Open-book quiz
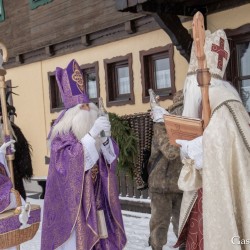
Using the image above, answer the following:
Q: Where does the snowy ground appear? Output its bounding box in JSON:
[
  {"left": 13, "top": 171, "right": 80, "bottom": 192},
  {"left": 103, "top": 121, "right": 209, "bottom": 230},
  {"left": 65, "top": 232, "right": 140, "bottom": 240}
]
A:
[{"left": 20, "top": 197, "right": 177, "bottom": 250}]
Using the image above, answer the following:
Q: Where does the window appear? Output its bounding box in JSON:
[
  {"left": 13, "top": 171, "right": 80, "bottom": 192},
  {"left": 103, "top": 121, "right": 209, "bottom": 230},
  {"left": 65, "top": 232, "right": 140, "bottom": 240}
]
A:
[
  {"left": 140, "top": 44, "right": 175, "bottom": 103},
  {"left": 104, "top": 54, "right": 134, "bottom": 107},
  {"left": 48, "top": 72, "right": 64, "bottom": 113},
  {"left": 80, "top": 62, "right": 100, "bottom": 105},
  {"left": 48, "top": 62, "right": 100, "bottom": 112},
  {"left": 226, "top": 25, "right": 250, "bottom": 113},
  {"left": 0, "top": 0, "right": 5, "bottom": 22},
  {"left": 29, "top": 0, "right": 53, "bottom": 10}
]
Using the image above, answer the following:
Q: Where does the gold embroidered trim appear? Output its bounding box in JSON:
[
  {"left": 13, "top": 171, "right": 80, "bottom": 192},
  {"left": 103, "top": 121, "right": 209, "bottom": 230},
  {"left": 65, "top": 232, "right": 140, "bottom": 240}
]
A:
[
  {"left": 0, "top": 166, "right": 5, "bottom": 175},
  {"left": 178, "top": 191, "right": 198, "bottom": 237},
  {"left": 91, "top": 165, "right": 99, "bottom": 183},
  {"left": 212, "top": 99, "right": 250, "bottom": 153}
]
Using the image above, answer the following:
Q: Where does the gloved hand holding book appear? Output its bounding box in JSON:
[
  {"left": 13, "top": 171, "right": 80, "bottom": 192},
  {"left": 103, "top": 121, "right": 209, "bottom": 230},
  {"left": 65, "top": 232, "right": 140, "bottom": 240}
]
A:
[{"left": 176, "top": 136, "right": 203, "bottom": 169}]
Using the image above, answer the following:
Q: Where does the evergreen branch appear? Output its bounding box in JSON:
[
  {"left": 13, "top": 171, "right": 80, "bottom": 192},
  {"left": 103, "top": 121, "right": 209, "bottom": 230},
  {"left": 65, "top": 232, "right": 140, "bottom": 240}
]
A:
[{"left": 109, "top": 112, "right": 138, "bottom": 177}]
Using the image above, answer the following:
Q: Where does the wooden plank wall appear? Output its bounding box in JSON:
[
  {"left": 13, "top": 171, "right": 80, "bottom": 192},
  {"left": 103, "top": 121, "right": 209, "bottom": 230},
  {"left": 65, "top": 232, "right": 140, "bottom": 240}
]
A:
[{"left": 1, "top": 0, "right": 142, "bottom": 57}]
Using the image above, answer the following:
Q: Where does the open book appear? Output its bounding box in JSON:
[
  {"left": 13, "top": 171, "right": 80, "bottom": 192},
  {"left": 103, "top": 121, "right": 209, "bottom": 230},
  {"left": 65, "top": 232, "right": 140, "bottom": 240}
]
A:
[{"left": 164, "top": 114, "right": 204, "bottom": 146}]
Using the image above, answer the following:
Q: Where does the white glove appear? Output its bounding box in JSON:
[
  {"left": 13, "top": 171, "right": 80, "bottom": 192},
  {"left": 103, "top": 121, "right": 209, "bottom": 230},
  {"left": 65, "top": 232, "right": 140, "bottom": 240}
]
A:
[
  {"left": 100, "top": 118, "right": 111, "bottom": 143},
  {"left": 151, "top": 106, "right": 169, "bottom": 122},
  {"left": 89, "top": 116, "right": 111, "bottom": 138},
  {"left": 101, "top": 136, "right": 109, "bottom": 144},
  {"left": 0, "top": 140, "right": 16, "bottom": 155},
  {"left": 176, "top": 136, "right": 203, "bottom": 169}
]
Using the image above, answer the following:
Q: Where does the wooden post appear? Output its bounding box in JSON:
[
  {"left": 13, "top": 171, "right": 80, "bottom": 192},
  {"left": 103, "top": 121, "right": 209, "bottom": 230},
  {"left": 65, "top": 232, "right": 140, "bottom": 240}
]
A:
[
  {"left": 0, "top": 71, "right": 15, "bottom": 187},
  {"left": 192, "top": 12, "right": 211, "bottom": 129},
  {"left": 0, "top": 41, "right": 19, "bottom": 250}
]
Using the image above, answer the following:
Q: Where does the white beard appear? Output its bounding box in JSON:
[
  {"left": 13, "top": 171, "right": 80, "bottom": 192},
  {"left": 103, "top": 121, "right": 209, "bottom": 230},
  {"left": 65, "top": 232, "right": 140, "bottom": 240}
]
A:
[
  {"left": 182, "top": 75, "right": 241, "bottom": 119},
  {"left": 49, "top": 103, "right": 102, "bottom": 150},
  {"left": 71, "top": 103, "right": 98, "bottom": 140},
  {"left": 182, "top": 75, "right": 202, "bottom": 118}
]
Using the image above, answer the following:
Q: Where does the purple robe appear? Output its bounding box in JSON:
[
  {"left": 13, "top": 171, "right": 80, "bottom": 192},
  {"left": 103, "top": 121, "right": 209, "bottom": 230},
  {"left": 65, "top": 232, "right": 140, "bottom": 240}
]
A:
[
  {"left": 41, "top": 132, "right": 127, "bottom": 250},
  {"left": 0, "top": 163, "right": 12, "bottom": 213}
]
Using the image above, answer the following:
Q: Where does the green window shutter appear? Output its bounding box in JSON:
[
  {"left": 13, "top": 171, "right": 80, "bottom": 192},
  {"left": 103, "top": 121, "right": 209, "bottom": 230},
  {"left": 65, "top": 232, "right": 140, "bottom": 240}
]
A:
[
  {"left": 0, "top": 0, "right": 5, "bottom": 22},
  {"left": 29, "top": 0, "right": 53, "bottom": 10}
]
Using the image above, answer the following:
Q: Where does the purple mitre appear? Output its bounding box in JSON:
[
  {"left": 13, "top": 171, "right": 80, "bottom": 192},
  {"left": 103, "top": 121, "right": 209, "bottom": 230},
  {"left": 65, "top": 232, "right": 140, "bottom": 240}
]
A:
[{"left": 56, "top": 59, "right": 90, "bottom": 109}]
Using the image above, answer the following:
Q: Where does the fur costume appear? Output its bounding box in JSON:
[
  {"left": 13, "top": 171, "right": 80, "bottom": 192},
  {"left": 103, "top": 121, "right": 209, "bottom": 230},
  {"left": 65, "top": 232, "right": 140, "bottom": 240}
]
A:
[{"left": 148, "top": 90, "right": 184, "bottom": 250}]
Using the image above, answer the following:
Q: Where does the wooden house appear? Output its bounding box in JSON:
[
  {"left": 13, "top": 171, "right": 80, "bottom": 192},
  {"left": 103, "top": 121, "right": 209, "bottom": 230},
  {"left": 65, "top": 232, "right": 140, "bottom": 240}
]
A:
[{"left": 0, "top": 1, "right": 249, "bottom": 207}]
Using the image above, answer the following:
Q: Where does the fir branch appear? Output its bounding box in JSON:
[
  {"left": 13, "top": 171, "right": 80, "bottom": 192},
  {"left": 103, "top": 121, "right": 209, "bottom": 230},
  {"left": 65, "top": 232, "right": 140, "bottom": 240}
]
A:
[{"left": 109, "top": 112, "right": 138, "bottom": 177}]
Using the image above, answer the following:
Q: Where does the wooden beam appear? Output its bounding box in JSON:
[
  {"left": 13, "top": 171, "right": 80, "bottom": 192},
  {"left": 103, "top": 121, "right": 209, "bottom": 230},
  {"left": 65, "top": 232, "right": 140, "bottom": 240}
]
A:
[
  {"left": 135, "top": 1, "right": 210, "bottom": 18},
  {"left": 125, "top": 20, "right": 136, "bottom": 34},
  {"left": 133, "top": 2, "right": 192, "bottom": 61},
  {"left": 45, "top": 46, "right": 54, "bottom": 57},
  {"left": 116, "top": 0, "right": 250, "bottom": 16},
  {"left": 81, "top": 35, "right": 91, "bottom": 47},
  {"left": 15, "top": 55, "right": 23, "bottom": 64},
  {"left": 205, "top": 0, "right": 250, "bottom": 15},
  {"left": 152, "top": 12, "right": 192, "bottom": 61}
]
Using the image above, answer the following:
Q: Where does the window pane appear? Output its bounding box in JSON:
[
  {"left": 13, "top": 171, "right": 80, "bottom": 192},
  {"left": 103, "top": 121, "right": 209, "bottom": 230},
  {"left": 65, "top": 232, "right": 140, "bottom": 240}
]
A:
[
  {"left": 240, "top": 79, "right": 250, "bottom": 112},
  {"left": 87, "top": 72, "right": 97, "bottom": 98},
  {"left": 0, "top": 0, "right": 5, "bottom": 22},
  {"left": 29, "top": 0, "right": 53, "bottom": 10},
  {"left": 117, "top": 66, "right": 130, "bottom": 94},
  {"left": 50, "top": 74, "right": 64, "bottom": 110},
  {"left": 237, "top": 42, "right": 250, "bottom": 77},
  {"left": 154, "top": 58, "right": 170, "bottom": 89},
  {"left": 56, "top": 86, "right": 64, "bottom": 107}
]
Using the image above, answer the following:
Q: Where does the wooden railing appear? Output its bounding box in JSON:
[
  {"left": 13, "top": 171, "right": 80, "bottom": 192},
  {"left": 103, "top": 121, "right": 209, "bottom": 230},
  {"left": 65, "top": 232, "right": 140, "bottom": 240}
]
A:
[
  {"left": 118, "top": 172, "right": 149, "bottom": 199},
  {"left": 117, "top": 172, "right": 151, "bottom": 213}
]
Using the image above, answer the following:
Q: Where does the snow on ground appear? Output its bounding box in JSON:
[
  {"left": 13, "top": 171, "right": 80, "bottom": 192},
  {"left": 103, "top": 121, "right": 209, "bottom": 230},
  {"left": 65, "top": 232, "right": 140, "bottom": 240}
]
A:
[{"left": 20, "top": 197, "right": 176, "bottom": 250}]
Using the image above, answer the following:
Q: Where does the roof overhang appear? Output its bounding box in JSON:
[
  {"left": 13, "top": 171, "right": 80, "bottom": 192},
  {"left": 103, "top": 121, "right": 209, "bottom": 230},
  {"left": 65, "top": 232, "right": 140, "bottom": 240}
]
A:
[
  {"left": 115, "top": 0, "right": 250, "bottom": 61},
  {"left": 116, "top": 0, "right": 250, "bottom": 16}
]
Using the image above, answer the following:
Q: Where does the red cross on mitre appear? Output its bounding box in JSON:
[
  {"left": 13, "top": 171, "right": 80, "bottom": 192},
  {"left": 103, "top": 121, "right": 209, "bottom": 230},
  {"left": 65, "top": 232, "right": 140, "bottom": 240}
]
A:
[{"left": 211, "top": 37, "right": 228, "bottom": 71}]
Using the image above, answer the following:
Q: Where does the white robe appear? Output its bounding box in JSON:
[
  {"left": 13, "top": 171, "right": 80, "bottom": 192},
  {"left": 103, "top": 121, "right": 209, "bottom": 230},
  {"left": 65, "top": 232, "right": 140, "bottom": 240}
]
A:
[{"left": 178, "top": 86, "right": 250, "bottom": 250}]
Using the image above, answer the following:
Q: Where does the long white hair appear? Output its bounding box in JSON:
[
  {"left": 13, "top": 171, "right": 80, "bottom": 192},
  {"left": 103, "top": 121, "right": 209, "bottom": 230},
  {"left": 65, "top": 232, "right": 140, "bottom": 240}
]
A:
[
  {"left": 182, "top": 74, "right": 202, "bottom": 118},
  {"left": 48, "top": 103, "right": 99, "bottom": 146},
  {"left": 182, "top": 74, "right": 241, "bottom": 119}
]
